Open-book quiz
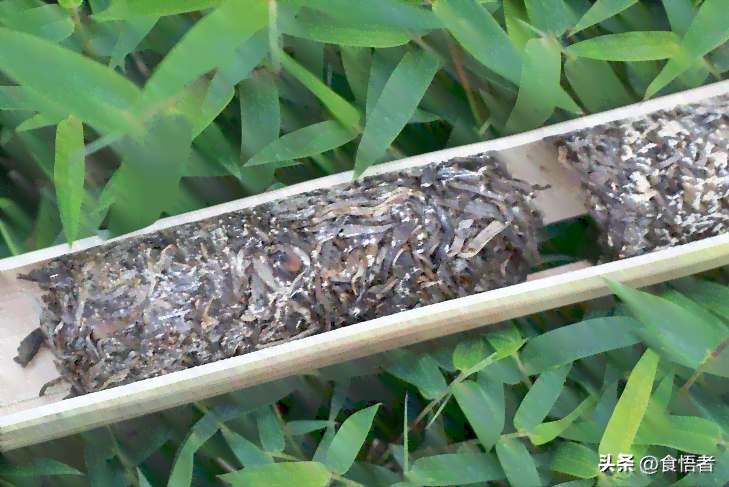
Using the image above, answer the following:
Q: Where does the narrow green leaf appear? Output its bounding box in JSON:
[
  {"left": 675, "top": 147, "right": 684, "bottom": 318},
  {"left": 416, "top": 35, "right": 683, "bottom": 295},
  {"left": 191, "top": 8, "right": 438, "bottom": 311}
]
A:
[
  {"left": 54, "top": 115, "right": 85, "bottom": 245},
  {"left": 408, "top": 452, "right": 505, "bottom": 485},
  {"left": 218, "top": 461, "right": 332, "bottom": 487},
  {"left": 570, "top": 0, "right": 638, "bottom": 35},
  {"left": 325, "top": 404, "right": 380, "bottom": 475},
  {"left": 634, "top": 416, "right": 722, "bottom": 453},
  {"left": 285, "top": 16, "right": 411, "bottom": 48},
  {"left": 520, "top": 317, "right": 641, "bottom": 375},
  {"left": 646, "top": 0, "right": 729, "bottom": 98},
  {"left": 137, "top": 467, "right": 153, "bottom": 487},
  {"left": 503, "top": 37, "right": 561, "bottom": 135},
  {"left": 495, "top": 437, "right": 541, "bottom": 487},
  {"left": 110, "top": 16, "right": 158, "bottom": 69},
  {"left": 0, "top": 4, "right": 75, "bottom": 43},
  {"left": 567, "top": 32, "right": 681, "bottom": 61},
  {"left": 530, "top": 394, "right": 598, "bottom": 445},
  {"left": 672, "top": 445, "right": 729, "bottom": 486},
  {"left": 355, "top": 48, "right": 443, "bottom": 177},
  {"left": 524, "top": 0, "right": 568, "bottom": 35},
  {"left": 340, "top": 46, "right": 373, "bottom": 108},
  {"left": 0, "top": 26, "right": 141, "bottom": 134},
  {"left": 453, "top": 339, "right": 487, "bottom": 372},
  {"left": 286, "top": 420, "right": 331, "bottom": 436},
  {"left": 551, "top": 442, "right": 599, "bottom": 479},
  {"left": 130, "top": 427, "right": 171, "bottom": 466},
  {"left": 0, "top": 457, "right": 83, "bottom": 478},
  {"left": 17, "top": 112, "right": 65, "bottom": 132},
  {"left": 0, "top": 85, "right": 36, "bottom": 110},
  {"left": 661, "top": 0, "right": 695, "bottom": 37},
  {"left": 453, "top": 379, "right": 504, "bottom": 451},
  {"left": 681, "top": 279, "right": 729, "bottom": 322},
  {"left": 306, "top": 0, "right": 444, "bottom": 31},
  {"left": 257, "top": 406, "right": 285, "bottom": 454},
  {"left": 433, "top": 0, "right": 522, "bottom": 85},
  {"left": 93, "top": 0, "right": 224, "bottom": 20},
  {"left": 599, "top": 348, "right": 660, "bottom": 462},
  {"left": 564, "top": 57, "right": 636, "bottom": 113},
  {"left": 247, "top": 120, "right": 357, "bottom": 167},
  {"left": 279, "top": 47, "right": 361, "bottom": 131},
  {"left": 514, "top": 364, "right": 572, "bottom": 432},
  {"left": 605, "top": 279, "right": 725, "bottom": 370},
  {"left": 221, "top": 428, "right": 273, "bottom": 468},
  {"left": 386, "top": 353, "right": 448, "bottom": 400},
  {"left": 135, "top": 0, "right": 268, "bottom": 112}
]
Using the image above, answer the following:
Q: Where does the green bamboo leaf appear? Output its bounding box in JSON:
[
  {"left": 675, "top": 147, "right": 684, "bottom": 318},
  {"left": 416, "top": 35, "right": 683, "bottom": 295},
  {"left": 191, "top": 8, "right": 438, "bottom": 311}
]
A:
[
  {"left": 407, "top": 452, "right": 505, "bottom": 485},
  {"left": 54, "top": 115, "right": 85, "bottom": 245},
  {"left": 564, "top": 57, "right": 636, "bottom": 113},
  {"left": 503, "top": 0, "right": 536, "bottom": 53},
  {"left": 0, "top": 3, "right": 75, "bottom": 43},
  {"left": 672, "top": 445, "right": 729, "bottom": 486},
  {"left": 340, "top": 46, "right": 373, "bottom": 108},
  {"left": 520, "top": 317, "right": 641, "bottom": 375},
  {"left": 453, "top": 338, "right": 487, "bottom": 372},
  {"left": 284, "top": 16, "right": 411, "bottom": 48},
  {"left": 634, "top": 416, "right": 722, "bottom": 453},
  {"left": 344, "top": 462, "right": 404, "bottom": 487},
  {"left": 605, "top": 279, "right": 725, "bottom": 370},
  {"left": 257, "top": 406, "right": 285, "bottom": 454},
  {"left": 279, "top": 47, "right": 360, "bottom": 130},
  {"left": 681, "top": 280, "right": 729, "bottom": 322},
  {"left": 0, "top": 457, "right": 83, "bottom": 478},
  {"left": 599, "top": 348, "right": 660, "bottom": 462},
  {"left": 570, "top": 0, "right": 638, "bottom": 35},
  {"left": 246, "top": 120, "right": 356, "bottom": 167},
  {"left": 0, "top": 85, "right": 36, "bottom": 110},
  {"left": 514, "top": 364, "right": 572, "bottom": 432},
  {"left": 495, "top": 437, "right": 541, "bottom": 487},
  {"left": 0, "top": 27, "right": 141, "bottom": 134},
  {"left": 324, "top": 404, "right": 380, "bottom": 475},
  {"left": 524, "top": 0, "right": 568, "bottom": 35},
  {"left": 93, "top": 0, "right": 224, "bottom": 20},
  {"left": 433, "top": 0, "right": 522, "bottom": 85},
  {"left": 305, "top": 0, "right": 444, "bottom": 31},
  {"left": 354, "top": 48, "right": 443, "bottom": 177},
  {"left": 109, "top": 16, "right": 158, "bottom": 69},
  {"left": 130, "top": 427, "right": 171, "bottom": 466},
  {"left": 662, "top": 0, "right": 695, "bottom": 37},
  {"left": 135, "top": 0, "right": 268, "bottom": 112},
  {"left": 453, "top": 379, "right": 504, "bottom": 451},
  {"left": 551, "top": 442, "right": 599, "bottom": 479},
  {"left": 218, "top": 461, "right": 332, "bottom": 487},
  {"left": 503, "top": 37, "right": 561, "bottom": 135},
  {"left": 0, "top": 198, "right": 32, "bottom": 234},
  {"left": 387, "top": 353, "right": 448, "bottom": 400},
  {"left": 220, "top": 428, "right": 273, "bottom": 468},
  {"left": 286, "top": 420, "right": 331, "bottom": 436},
  {"left": 530, "top": 394, "right": 598, "bottom": 445},
  {"left": 59, "top": 0, "right": 83, "bottom": 8},
  {"left": 17, "top": 112, "right": 65, "bottom": 132},
  {"left": 566, "top": 31, "right": 681, "bottom": 61},
  {"left": 646, "top": 0, "right": 729, "bottom": 99}
]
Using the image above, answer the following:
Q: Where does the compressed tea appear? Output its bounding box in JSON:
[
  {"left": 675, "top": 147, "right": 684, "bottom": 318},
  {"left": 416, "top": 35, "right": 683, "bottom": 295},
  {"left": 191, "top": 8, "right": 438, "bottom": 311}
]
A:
[
  {"left": 17, "top": 155, "right": 546, "bottom": 397},
  {"left": 556, "top": 95, "right": 729, "bottom": 261}
]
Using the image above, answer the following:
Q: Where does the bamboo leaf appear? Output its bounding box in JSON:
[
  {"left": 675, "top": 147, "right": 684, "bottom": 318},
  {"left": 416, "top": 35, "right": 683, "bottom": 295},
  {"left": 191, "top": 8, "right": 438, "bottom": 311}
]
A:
[
  {"left": 109, "top": 16, "right": 159, "bottom": 69},
  {"left": 306, "top": 0, "right": 444, "bottom": 31},
  {"left": 495, "top": 437, "right": 541, "bottom": 487},
  {"left": 503, "top": 37, "right": 562, "bottom": 134},
  {"left": 286, "top": 420, "right": 331, "bottom": 436},
  {"left": 524, "top": 0, "right": 568, "bottom": 35},
  {"left": 246, "top": 120, "right": 356, "bottom": 167},
  {"left": 599, "top": 348, "right": 660, "bottom": 462},
  {"left": 646, "top": 0, "right": 729, "bottom": 98},
  {"left": 453, "top": 339, "right": 487, "bottom": 372},
  {"left": 0, "top": 3, "right": 75, "bottom": 43},
  {"left": 530, "top": 394, "right": 598, "bottom": 445},
  {"left": 284, "top": 16, "right": 412, "bottom": 48},
  {"left": 567, "top": 31, "right": 681, "bottom": 61},
  {"left": 324, "top": 404, "right": 380, "bottom": 475},
  {"left": 355, "top": 48, "right": 443, "bottom": 177},
  {"left": 514, "top": 364, "right": 572, "bottom": 432},
  {"left": 218, "top": 462, "right": 332, "bottom": 487},
  {"left": 520, "top": 317, "right": 641, "bottom": 375},
  {"left": 54, "top": 115, "right": 85, "bottom": 245},
  {"left": 93, "top": 0, "right": 224, "bottom": 21},
  {"left": 0, "top": 26, "right": 141, "bottom": 134},
  {"left": 433, "top": 0, "right": 522, "bottom": 85},
  {"left": 452, "top": 379, "right": 504, "bottom": 451},
  {"left": 634, "top": 416, "right": 722, "bottom": 453},
  {"left": 661, "top": 0, "right": 695, "bottom": 37},
  {"left": 408, "top": 452, "right": 505, "bottom": 485},
  {"left": 0, "top": 457, "right": 83, "bottom": 478},
  {"left": 135, "top": 0, "right": 268, "bottom": 112},
  {"left": 221, "top": 428, "right": 273, "bottom": 468},
  {"left": 564, "top": 57, "right": 636, "bottom": 113},
  {"left": 386, "top": 353, "right": 448, "bottom": 400},
  {"left": 551, "top": 442, "right": 599, "bottom": 479},
  {"left": 257, "top": 406, "right": 285, "bottom": 454},
  {"left": 570, "top": 0, "right": 638, "bottom": 35}
]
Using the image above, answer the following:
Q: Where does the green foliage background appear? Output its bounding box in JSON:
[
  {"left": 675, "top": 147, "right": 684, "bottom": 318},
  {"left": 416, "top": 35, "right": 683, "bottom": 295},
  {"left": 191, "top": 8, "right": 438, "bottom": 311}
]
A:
[
  {"left": 3, "top": 272, "right": 729, "bottom": 486},
  {"left": 1, "top": 0, "right": 729, "bottom": 256}
]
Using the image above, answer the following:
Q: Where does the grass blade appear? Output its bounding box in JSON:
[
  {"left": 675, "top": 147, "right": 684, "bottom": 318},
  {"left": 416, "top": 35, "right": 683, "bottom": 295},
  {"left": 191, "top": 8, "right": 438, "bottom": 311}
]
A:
[
  {"left": 354, "top": 48, "right": 443, "bottom": 177},
  {"left": 452, "top": 379, "right": 504, "bottom": 451},
  {"left": 598, "top": 348, "right": 660, "bottom": 463},
  {"left": 53, "top": 115, "right": 85, "bottom": 245},
  {"left": 569, "top": 0, "right": 638, "bottom": 35},
  {"left": 218, "top": 462, "right": 332, "bottom": 487},
  {"left": 93, "top": 0, "right": 224, "bottom": 21},
  {"left": 109, "top": 16, "right": 159, "bottom": 69},
  {"left": 550, "top": 442, "right": 599, "bottom": 479},
  {"left": 495, "top": 437, "right": 541, "bottom": 487},
  {"left": 514, "top": 364, "right": 572, "bottom": 432},
  {"left": 566, "top": 31, "right": 681, "bottom": 61}
]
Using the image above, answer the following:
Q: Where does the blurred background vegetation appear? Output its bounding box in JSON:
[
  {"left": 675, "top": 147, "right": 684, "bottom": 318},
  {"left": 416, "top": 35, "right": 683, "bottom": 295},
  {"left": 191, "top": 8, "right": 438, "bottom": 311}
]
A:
[{"left": 1, "top": 0, "right": 729, "bottom": 257}]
